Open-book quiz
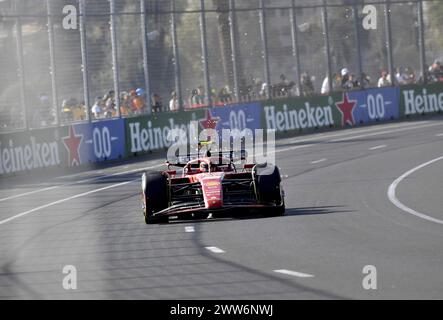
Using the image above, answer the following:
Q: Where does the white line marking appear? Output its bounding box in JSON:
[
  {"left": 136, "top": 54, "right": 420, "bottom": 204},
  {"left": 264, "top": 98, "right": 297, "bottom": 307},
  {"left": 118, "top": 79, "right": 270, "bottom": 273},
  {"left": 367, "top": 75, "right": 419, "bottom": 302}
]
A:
[
  {"left": 205, "top": 246, "right": 225, "bottom": 253},
  {"left": 330, "top": 122, "right": 443, "bottom": 143},
  {"left": 185, "top": 226, "right": 195, "bottom": 233},
  {"left": 274, "top": 122, "right": 443, "bottom": 156},
  {"left": 2, "top": 119, "right": 441, "bottom": 223},
  {"left": 0, "top": 163, "right": 163, "bottom": 203},
  {"left": 274, "top": 269, "right": 314, "bottom": 278},
  {"left": 436, "top": 133, "right": 443, "bottom": 137},
  {"left": 387, "top": 156, "right": 443, "bottom": 225},
  {"left": 369, "top": 145, "right": 386, "bottom": 150},
  {"left": 56, "top": 171, "right": 90, "bottom": 179},
  {"left": 0, "top": 180, "right": 136, "bottom": 225},
  {"left": 2, "top": 120, "right": 436, "bottom": 204},
  {"left": 310, "top": 158, "right": 327, "bottom": 164},
  {"left": 0, "top": 186, "right": 60, "bottom": 203},
  {"left": 274, "top": 144, "right": 313, "bottom": 154},
  {"left": 281, "top": 121, "right": 432, "bottom": 146}
]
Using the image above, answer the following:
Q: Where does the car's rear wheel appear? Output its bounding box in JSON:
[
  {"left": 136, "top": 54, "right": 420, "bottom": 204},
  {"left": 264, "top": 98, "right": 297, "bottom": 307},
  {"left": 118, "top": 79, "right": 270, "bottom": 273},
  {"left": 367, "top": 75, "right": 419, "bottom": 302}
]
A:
[
  {"left": 142, "top": 171, "right": 169, "bottom": 224},
  {"left": 253, "top": 163, "right": 285, "bottom": 217}
]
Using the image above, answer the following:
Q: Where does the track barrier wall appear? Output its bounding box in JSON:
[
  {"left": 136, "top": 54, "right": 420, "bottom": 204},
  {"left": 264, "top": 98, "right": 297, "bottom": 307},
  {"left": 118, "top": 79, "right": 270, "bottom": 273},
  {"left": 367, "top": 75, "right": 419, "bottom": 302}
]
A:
[{"left": 1, "top": 83, "right": 442, "bottom": 176}]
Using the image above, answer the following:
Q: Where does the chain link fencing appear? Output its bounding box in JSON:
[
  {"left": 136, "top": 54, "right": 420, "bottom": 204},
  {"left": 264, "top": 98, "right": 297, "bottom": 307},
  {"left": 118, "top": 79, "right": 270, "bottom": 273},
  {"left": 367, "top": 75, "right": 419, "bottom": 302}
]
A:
[{"left": 0, "top": 0, "right": 442, "bottom": 132}]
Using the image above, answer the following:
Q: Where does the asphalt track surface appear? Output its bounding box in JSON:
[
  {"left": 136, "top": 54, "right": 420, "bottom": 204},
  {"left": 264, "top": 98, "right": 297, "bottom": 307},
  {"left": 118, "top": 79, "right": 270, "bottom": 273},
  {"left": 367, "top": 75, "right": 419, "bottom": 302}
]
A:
[{"left": 1, "top": 117, "right": 443, "bottom": 299}]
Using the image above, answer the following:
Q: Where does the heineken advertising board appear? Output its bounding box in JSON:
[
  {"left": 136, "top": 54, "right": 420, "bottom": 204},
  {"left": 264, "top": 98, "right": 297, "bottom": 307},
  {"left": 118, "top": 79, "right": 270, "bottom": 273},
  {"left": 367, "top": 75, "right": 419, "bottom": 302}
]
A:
[
  {"left": 124, "top": 103, "right": 262, "bottom": 156},
  {"left": 2, "top": 83, "right": 442, "bottom": 176},
  {"left": 399, "top": 82, "right": 443, "bottom": 117},
  {"left": 0, "top": 119, "right": 126, "bottom": 175},
  {"left": 0, "top": 127, "right": 62, "bottom": 175},
  {"left": 261, "top": 87, "right": 401, "bottom": 135}
]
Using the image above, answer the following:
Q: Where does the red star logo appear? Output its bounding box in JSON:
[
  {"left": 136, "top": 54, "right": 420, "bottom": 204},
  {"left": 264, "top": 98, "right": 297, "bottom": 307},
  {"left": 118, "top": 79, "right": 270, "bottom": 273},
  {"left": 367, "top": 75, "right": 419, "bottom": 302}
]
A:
[
  {"left": 62, "top": 126, "right": 83, "bottom": 167},
  {"left": 199, "top": 109, "right": 220, "bottom": 130},
  {"left": 335, "top": 93, "right": 357, "bottom": 126}
]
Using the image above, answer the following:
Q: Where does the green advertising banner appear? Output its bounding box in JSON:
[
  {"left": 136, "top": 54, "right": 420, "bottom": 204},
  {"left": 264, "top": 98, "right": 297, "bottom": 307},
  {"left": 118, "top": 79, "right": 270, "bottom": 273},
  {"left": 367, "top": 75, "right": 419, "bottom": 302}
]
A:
[
  {"left": 125, "top": 109, "right": 206, "bottom": 156},
  {"left": 399, "top": 82, "right": 443, "bottom": 118},
  {"left": 0, "top": 126, "right": 73, "bottom": 175},
  {"left": 261, "top": 93, "right": 346, "bottom": 136}
]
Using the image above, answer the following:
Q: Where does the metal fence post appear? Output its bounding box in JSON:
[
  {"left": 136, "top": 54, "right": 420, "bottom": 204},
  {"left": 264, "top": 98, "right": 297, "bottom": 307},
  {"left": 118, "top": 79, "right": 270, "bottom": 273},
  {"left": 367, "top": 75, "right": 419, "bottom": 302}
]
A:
[
  {"left": 199, "top": 0, "right": 211, "bottom": 106},
  {"left": 14, "top": 4, "right": 28, "bottom": 130},
  {"left": 79, "top": 0, "right": 91, "bottom": 122},
  {"left": 417, "top": 0, "right": 427, "bottom": 84},
  {"left": 259, "top": 0, "right": 271, "bottom": 99},
  {"left": 46, "top": 0, "right": 59, "bottom": 125},
  {"left": 140, "top": 0, "right": 152, "bottom": 115},
  {"left": 321, "top": 0, "right": 333, "bottom": 94},
  {"left": 229, "top": 0, "right": 240, "bottom": 102},
  {"left": 384, "top": 0, "right": 395, "bottom": 85},
  {"left": 171, "top": 0, "right": 183, "bottom": 110},
  {"left": 109, "top": 0, "right": 121, "bottom": 117},
  {"left": 290, "top": 0, "right": 302, "bottom": 91},
  {"left": 353, "top": 1, "right": 363, "bottom": 88}
]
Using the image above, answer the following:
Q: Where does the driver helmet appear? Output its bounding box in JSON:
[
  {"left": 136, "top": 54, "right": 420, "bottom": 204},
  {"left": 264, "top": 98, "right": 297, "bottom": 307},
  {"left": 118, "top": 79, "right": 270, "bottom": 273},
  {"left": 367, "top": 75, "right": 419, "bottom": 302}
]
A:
[{"left": 200, "top": 162, "right": 209, "bottom": 172}]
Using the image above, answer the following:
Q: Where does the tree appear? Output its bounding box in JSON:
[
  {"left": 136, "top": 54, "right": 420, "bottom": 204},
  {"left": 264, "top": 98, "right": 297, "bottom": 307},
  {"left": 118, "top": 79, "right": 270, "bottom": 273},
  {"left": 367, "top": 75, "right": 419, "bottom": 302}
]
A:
[
  {"left": 426, "top": 1, "right": 443, "bottom": 58},
  {"left": 213, "top": 0, "right": 233, "bottom": 90}
]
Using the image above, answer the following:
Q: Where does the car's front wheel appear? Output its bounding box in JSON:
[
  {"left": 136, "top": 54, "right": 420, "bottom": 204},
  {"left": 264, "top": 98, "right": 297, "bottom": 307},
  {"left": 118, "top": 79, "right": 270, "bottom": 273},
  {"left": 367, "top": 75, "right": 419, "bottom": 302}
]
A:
[{"left": 142, "top": 171, "right": 169, "bottom": 224}]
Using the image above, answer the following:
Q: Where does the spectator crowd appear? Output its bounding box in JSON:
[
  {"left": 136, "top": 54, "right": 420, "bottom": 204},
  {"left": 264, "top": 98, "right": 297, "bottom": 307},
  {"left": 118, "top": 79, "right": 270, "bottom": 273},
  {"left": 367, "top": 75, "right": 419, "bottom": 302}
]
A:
[{"left": 2, "top": 58, "right": 443, "bottom": 131}]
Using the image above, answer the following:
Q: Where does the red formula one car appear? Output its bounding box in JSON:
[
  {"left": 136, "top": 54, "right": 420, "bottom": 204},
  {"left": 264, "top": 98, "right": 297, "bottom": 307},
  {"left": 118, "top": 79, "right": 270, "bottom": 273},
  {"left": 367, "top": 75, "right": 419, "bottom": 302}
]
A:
[{"left": 141, "top": 150, "right": 285, "bottom": 224}]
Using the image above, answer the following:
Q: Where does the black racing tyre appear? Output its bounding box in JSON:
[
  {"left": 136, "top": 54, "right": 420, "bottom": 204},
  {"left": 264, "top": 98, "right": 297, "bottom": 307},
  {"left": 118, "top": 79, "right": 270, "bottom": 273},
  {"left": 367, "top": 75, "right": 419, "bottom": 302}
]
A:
[
  {"left": 253, "top": 163, "right": 285, "bottom": 216},
  {"left": 142, "top": 171, "right": 169, "bottom": 224},
  {"left": 268, "top": 200, "right": 285, "bottom": 217}
]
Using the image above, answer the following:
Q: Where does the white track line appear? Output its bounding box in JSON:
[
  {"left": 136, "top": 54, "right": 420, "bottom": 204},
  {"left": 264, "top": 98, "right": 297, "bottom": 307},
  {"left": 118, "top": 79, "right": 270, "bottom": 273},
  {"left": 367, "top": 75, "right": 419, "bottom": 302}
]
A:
[
  {"left": 310, "top": 158, "right": 327, "bottom": 164},
  {"left": 1, "top": 120, "right": 437, "bottom": 203},
  {"left": 274, "top": 122, "right": 442, "bottom": 155},
  {"left": 0, "top": 180, "right": 136, "bottom": 225},
  {"left": 274, "top": 269, "right": 314, "bottom": 278},
  {"left": 436, "top": 133, "right": 443, "bottom": 137},
  {"left": 0, "top": 163, "right": 162, "bottom": 203},
  {"left": 279, "top": 121, "right": 432, "bottom": 146},
  {"left": 205, "top": 246, "right": 225, "bottom": 253},
  {"left": 274, "top": 144, "right": 314, "bottom": 154},
  {"left": 369, "top": 145, "right": 387, "bottom": 150},
  {"left": 0, "top": 186, "right": 60, "bottom": 203},
  {"left": 329, "top": 122, "right": 443, "bottom": 143},
  {"left": 387, "top": 156, "right": 443, "bottom": 225},
  {"left": 185, "top": 226, "right": 195, "bottom": 233},
  {"left": 1, "top": 120, "right": 441, "bottom": 224}
]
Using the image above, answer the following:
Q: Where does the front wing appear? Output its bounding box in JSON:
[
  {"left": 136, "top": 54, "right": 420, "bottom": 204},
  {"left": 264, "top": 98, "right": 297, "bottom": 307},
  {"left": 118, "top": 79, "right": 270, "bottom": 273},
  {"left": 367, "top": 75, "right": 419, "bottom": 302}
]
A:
[{"left": 151, "top": 201, "right": 283, "bottom": 218}]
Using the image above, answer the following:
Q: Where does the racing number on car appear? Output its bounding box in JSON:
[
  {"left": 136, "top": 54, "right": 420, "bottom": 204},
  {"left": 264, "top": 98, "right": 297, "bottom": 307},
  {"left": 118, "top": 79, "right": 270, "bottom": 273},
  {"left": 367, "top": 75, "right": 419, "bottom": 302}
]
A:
[
  {"left": 367, "top": 93, "right": 385, "bottom": 120},
  {"left": 229, "top": 110, "right": 246, "bottom": 131},
  {"left": 93, "top": 127, "right": 112, "bottom": 159}
]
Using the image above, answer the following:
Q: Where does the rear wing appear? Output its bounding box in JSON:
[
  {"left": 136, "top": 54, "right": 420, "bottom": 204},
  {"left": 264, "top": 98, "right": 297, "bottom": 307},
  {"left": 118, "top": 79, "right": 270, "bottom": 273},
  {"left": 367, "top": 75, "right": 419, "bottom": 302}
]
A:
[{"left": 166, "top": 149, "right": 248, "bottom": 168}]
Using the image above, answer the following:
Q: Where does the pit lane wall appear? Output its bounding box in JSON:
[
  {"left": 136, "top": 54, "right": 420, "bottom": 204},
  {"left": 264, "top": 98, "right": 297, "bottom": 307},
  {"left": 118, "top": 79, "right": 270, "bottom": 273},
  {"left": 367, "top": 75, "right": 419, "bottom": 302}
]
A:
[{"left": 1, "top": 83, "right": 442, "bottom": 176}]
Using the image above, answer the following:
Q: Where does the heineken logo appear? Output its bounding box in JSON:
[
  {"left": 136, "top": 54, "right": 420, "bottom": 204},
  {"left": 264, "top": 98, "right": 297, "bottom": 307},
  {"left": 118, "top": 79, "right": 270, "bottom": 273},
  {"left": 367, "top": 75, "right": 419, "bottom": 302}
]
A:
[
  {"left": 264, "top": 102, "right": 334, "bottom": 132},
  {"left": 0, "top": 136, "right": 60, "bottom": 174},
  {"left": 199, "top": 109, "right": 220, "bottom": 130},
  {"left": 129, "top": 118, "right": 194, "bottom": 153},
  {"left": 335, "top": 93, "right": 357, "bottom": 126},
  {"left": 128, "top": 111, "right": 225, "bottom": 154},
  {"left": 403, "top": 88, "right": 443, "bottom": 115},
  {"left": 62, "top": 125, "right": 83, "bottom": 167}
]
